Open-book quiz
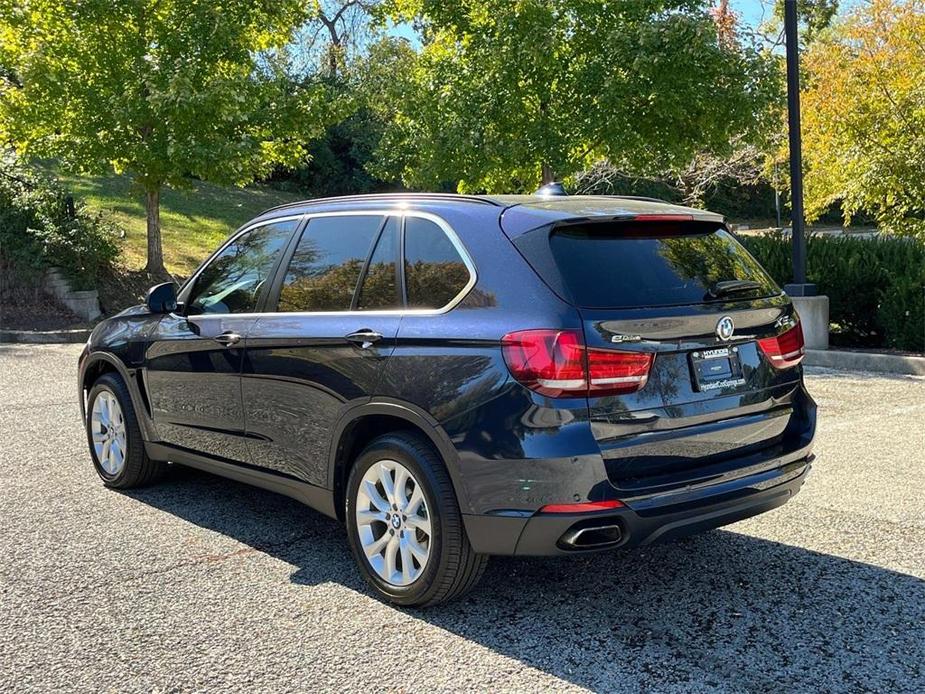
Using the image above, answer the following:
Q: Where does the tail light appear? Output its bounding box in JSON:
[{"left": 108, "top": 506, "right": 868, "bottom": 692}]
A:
[
  {"left": 587, "top": 347, "right": 654, "bottom": 395},
  {"left": 501, "top": 329, "right": 654, "bottom": 398},
  {"left": 757, "top": 322, "right": 805, "bottom": 369}
]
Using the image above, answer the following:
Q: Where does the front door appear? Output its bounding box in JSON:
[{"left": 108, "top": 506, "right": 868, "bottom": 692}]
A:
[
  {"left": 144, "top": 217, "right": 300, "bottom": 462},
  {"left": 242, "top": 213, "right": 402, "bottom": 485}
]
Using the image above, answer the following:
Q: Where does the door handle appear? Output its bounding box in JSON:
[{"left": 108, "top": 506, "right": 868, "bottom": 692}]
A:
[
  {"left": 345, "top": 329, "right": 383, "bottom": 349},
  {"left": 213, "top": 331, "right": 242, "bottom": 347}
]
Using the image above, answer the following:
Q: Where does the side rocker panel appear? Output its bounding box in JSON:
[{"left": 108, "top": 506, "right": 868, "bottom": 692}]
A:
[{"left": 145, "top": 441, "right": 338, "bottom": 519}]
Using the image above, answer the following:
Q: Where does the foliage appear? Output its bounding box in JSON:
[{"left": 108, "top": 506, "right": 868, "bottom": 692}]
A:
[
  {"left": 573, "top": 154, "right": 780, "bottom": 221},
  {"left": 698, "top": 178, "right": 779, "bottom": 221},
  {"left": 0, "top": 0, "right": 339, "bottom": 272},
  {"left": 265, "top": 3, "right": 403, "bottom": 197},
  {"left": 741, "top": 232, "right": 925, "bottom": 352},
  {"left": 51, "top": 168, "right": 302, "bottom": 275},
  {"left": 267, "top": 106, "right": 400, "bottom": 197},
  {"left": 405, "top": 260, "right": 470, "bottom": 306},
  {"left": 658, "top": 231, "right": 776, "bottom": 290},
  {"left": 372, "top": 0, "right": 781, "bottom": 192},
  {"left": 279, "top": 257, "right": 366, "bottom": 311},
  {"left": 772, "top": 0, "right": 839, "bottom": 41},
  {"left": 0, "top": 156, "right": 118, "bottom": 292},
  {"left": 573, "top": 162, "right": 684, "bottom": 202},
  {"left": 800, "top": 0, "right": 925, "bottom": 238}
]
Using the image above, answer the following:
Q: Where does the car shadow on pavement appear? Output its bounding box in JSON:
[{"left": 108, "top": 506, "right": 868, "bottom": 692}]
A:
[{"left": 128, "top": 466, "right": 925, "bottom": 692}]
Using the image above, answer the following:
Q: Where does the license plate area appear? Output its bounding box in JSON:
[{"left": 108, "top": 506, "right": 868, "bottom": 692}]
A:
[{"left": 690, "top": 346, "right": 746, "bottom": 392}]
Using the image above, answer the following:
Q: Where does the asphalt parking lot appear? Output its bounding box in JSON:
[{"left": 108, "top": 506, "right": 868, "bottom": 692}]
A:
[{"left": 1, "top": 343, "right": 923, "bottom": 692}]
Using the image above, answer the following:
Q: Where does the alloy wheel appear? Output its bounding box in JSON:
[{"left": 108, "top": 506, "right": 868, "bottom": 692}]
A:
[
  {"left": 355, "top": 459, "right": 432, "bottom": 586},
  {"left": 91, "top": 390, "right": 127, "bottom": 476}
]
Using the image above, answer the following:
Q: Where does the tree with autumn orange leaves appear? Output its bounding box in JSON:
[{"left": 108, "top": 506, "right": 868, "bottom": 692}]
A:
[{"left": 801, "top": 0, "right": 925, "bottom": 238}]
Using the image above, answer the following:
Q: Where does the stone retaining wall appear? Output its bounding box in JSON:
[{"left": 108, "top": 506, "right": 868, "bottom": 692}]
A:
[{"left": 44, "top": 268, "right": 101, "bottom": 321}]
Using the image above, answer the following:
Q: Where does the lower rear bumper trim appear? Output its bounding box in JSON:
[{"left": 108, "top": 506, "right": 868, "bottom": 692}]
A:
[{"left": 463, "top": 459, "right": 812, "bottom": 556}]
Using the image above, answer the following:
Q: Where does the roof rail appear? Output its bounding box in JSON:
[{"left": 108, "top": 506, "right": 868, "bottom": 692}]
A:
[{"left": 260, "top": 192, "right": 503, "bottom": 216}]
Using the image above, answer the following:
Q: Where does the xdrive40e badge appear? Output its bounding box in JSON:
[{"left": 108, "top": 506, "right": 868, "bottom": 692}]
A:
[{"left": 716, "top": 316, "right": 735, "bottom": 341}]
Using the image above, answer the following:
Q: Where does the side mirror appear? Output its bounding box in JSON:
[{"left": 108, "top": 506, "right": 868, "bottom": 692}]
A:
[{"left": 146, "top": 282, "right": 178, "bottom": 314}]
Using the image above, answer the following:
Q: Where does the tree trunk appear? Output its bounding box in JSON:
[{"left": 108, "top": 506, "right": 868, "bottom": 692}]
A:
[
  {"left": 328, "top": 45, "right": 339, "bottom": 80},
  {"left": 541, "top": 162, "right": 555, "bottom": 184},
  {"left": 319, "top": 12, "right": 341, "bottom": 81},
  {"left": 144, "top": 186, "right": 166, "bottom": 276}
]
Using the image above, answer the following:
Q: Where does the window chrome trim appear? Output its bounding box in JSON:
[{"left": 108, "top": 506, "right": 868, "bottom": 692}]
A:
[{"left": 178, "top": 209, "right": 478, "bottom": 318}]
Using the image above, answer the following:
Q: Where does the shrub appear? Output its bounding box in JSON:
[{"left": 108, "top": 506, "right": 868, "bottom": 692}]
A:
[
  {"left": 741, "top": 232, "right": 925, "bottom": 352},
  {"left": 0, "top": 156, "right": 119, "bottom": 293}
]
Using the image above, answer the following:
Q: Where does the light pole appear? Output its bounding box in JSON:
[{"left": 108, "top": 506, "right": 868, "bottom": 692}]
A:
[
  {"left": 782, "top": 0, "right": 816, "bottom": 297},
  {"left": 782, "top": 0, "right": 827, "bottom": 350}
]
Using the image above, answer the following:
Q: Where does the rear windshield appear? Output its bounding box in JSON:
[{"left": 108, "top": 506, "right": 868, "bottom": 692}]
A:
[{"left": 535, "top": 221, "right": 780, "bottom": 309}]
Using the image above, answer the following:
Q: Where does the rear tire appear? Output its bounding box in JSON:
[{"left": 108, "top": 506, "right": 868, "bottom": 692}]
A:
[
  {"left": 85, "top": 373, "right": 167, "bottom": 489},
  {"left": 345, "top": 432, "right": 488, "bottom": 607}
]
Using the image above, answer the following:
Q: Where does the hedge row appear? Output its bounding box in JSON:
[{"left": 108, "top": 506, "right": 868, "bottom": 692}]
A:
[
  {"left": 740, "top": 232, "right": 925, "bottom": 352},
  {"left": 0, "top": 156, "right": 118, "bottom": 293}
]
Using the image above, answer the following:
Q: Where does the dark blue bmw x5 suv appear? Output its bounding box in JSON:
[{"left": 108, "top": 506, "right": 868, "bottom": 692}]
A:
[{"left": 78, "top": 193, "right": 816, "bottom": 606}]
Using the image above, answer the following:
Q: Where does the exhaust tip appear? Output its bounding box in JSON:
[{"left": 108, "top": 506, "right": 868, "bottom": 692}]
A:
[{"left": 560, "top": 523, "right": 623, "bottom": 550}]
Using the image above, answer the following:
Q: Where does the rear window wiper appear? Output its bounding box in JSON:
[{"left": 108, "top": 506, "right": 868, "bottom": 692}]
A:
[{"left": 705, "top": 279, "right": 763, "bottom": 300}]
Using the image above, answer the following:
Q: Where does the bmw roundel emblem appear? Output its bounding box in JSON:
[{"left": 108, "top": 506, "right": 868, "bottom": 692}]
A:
[{"left": 716, "top": 316, "right": 735, "bottom": 341}]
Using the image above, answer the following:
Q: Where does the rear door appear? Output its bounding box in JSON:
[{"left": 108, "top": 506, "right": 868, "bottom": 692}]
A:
[
  {"left": 513, "top": 218, "right": 805, "bottom": 486},
  {"left": 241, "top": 213, "right": 402, "bottom": 485},
  {"left": 144, "top": 218, "right": 299, "bottom": 462}
]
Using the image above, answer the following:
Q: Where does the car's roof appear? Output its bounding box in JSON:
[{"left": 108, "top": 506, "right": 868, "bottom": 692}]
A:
[
  {"left": 260, "top": 193, "right": 502, "bottom": 216},
  {"left": 255, "top": 192, "right": 724, "bottom": 236}
]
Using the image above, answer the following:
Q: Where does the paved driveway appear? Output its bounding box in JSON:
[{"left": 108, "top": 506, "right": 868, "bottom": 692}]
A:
[{"left": 1, "top": 344, "right": 923, "bottom": 692}]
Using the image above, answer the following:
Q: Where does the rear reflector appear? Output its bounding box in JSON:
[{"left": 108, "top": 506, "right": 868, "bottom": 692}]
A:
[
  {"left": 540, "top": 499, "right": 625, "bottom": 513},
  {"left": 757, "top": 322, "right": 805, "bottom": 369},
  {"left": 501, "top": 329, "right": 654, "bottom": 398}
]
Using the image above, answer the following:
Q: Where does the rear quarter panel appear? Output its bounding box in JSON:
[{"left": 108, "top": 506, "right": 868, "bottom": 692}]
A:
[{"left": 377, "top": 205, "right": 608, "bottom": 514}]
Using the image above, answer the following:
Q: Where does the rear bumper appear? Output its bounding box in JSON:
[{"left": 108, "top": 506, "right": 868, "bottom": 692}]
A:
[{"left": 463, "top": 455, "right": 812, "bottom": 556}]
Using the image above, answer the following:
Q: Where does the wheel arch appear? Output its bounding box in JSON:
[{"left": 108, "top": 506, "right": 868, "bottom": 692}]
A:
[
  {"left": 327, "top": 399, "right": 471, "bottom": 522},
  {"left": 80, "top": 352, "right": 156, "bottom": 441}
]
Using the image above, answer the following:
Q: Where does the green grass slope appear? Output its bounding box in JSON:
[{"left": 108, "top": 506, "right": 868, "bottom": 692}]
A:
[{"left": 52, "top": 171, "right": 304, "bottom": 275}]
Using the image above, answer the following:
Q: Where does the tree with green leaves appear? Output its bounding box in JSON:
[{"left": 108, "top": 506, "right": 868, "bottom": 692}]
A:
[
  {"left": 773, "top": 0, "right": 839, "bottom": 42},
  {"left": 371, "top": 0, "right": 780, "bottom": 193},
  {"left": 273, "top": 14, "right": 403, "bottom": 198},
  {"left": 0, "top": 0, "right": 336, "bottom": 275}
]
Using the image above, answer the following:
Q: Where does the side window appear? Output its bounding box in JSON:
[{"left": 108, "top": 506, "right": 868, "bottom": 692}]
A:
[
  {"left": 357, "top": 217, "right": 400, "bottom": 311},
  {"left": 186, "top": 219, "right": 297, "bottom": 315},
  {"left": 277, "top": 215, "right": 383, "bottom": 312},
  {"left": 404, "top": 217, "right": 471, "bottom": 309}
]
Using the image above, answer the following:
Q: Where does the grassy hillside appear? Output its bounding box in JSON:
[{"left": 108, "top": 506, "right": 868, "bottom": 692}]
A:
[{"left": 51, "top": 171, "right": 303, "bottom": 275}]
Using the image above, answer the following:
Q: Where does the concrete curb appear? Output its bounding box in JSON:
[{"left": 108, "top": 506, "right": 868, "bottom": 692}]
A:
[
  {"left": 0, "top": 328, "right": 91, "bottom": 344},
  {"left": 805, "top": 349, "right": 925, "bottom": 376}
]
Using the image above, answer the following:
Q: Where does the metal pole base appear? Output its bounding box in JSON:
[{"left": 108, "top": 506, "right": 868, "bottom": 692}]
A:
[
  {"left": 784, "top": 282, "right": 818, "bottom": 297},
  {"left": 788, "top": 293, "right": 829, "bottom": 349}
]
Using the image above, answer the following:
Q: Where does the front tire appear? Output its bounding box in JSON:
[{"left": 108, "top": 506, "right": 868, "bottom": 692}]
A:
[
  {"left": 85, "top": 373, "right": 167, "bottom": 489},
  {"left": 345, "top": 432, "right": 488, "bottom": 607}
]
